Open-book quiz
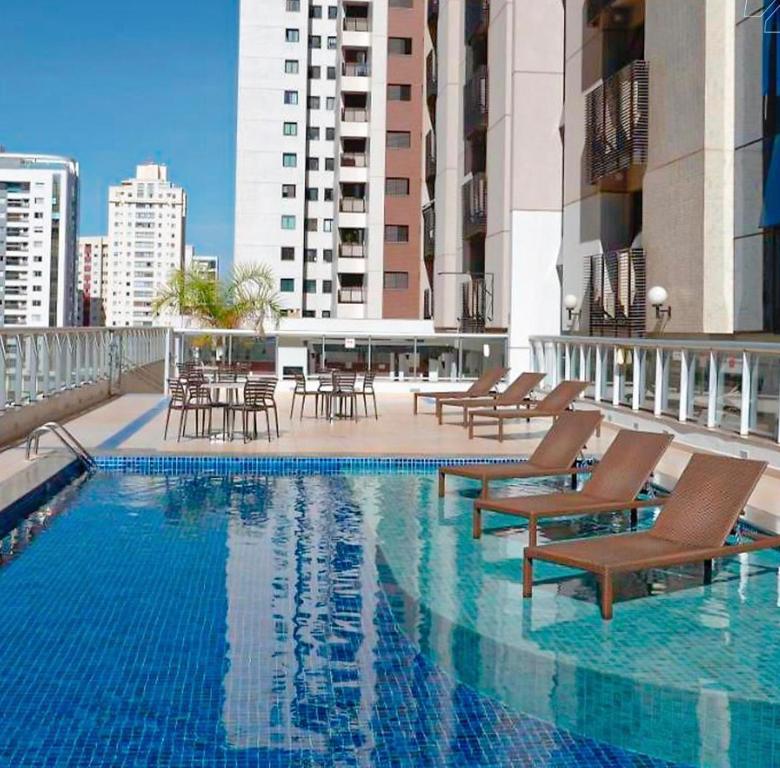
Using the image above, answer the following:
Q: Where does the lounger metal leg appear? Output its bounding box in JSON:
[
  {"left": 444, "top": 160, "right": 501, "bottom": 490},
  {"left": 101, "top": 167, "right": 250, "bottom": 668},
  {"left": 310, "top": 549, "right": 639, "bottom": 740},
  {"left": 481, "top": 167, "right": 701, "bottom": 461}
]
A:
[
  {"left": 290, "top": 392, "right": 296, "bottom": 418},
  {"left": 481, "top": 479, "right": 489, "bottom": 498},
  {"left": 468, "top": 415, "right": 475, "bottom": 440},
  {"left": 436, "top": 402, "right": 442, "bottom": 424},
  {"left": 599, "top": 574, "right": 614, "bottom": 620},
  {"left": 498, "top": 420, "right": 504, "bottom": 442},
  {"left": 629, "top": 508, "right": 638, "bottom": 530},
  {"left": 522, "top": 556, "right": 533, "bottom": 598},
  {"left": 527, "top": 517, "right": 537, "bottom": 548},
  {"left": 438, "top": 471, "right": 445, "bottom": 497},
  {"left": 703, "top": 559, "right": 713, "bottom": 585},
  {"left": 164, "top": 408, "right": 171, "bottom": 440},
  {"left": 570, "top": 472, "right": 577, "bottom": 490},
  {"left": 413, "top": 394, "right": 418, "bottom": 415},
  {"left": 472, "top": 507, "right": 482, "bottom": 539}
]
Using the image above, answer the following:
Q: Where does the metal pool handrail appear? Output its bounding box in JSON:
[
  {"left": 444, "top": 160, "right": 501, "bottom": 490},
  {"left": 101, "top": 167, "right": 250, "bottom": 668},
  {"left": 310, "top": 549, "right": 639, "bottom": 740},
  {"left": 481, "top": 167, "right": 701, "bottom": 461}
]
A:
[{"left": 25, "top": 422, "right": 96, "bottom": 470}]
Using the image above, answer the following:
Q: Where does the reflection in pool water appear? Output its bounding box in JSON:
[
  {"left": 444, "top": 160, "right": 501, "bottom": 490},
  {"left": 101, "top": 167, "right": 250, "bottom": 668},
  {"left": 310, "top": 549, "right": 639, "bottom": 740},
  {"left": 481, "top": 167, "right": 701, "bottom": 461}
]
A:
[{"left": 0, "top": 469, "right": 777, "bottom": 766}]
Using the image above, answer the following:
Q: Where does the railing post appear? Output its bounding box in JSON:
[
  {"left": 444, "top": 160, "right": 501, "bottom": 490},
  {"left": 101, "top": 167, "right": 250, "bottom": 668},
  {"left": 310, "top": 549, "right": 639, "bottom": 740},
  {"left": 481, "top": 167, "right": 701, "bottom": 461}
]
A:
[
  {"left": 40, "top": 336, "right": 50, "bottom": 398},
  {"left": 679, "top": 349, "right": 689, "bottom": 423},
  {"left": 13, "top": 335, "right": 24, "bottom": 406},
  {"left": 564, "top": 344, "right": 571, "bottom": 379},
  {"left": 707, "top": 351, "right": 718, "bottom": 429},
  {"left": 164, "top": 328, "right": 172, "bottom": 395},
  {"left": 0, "top": 337, "right": 7, "bottom": 410},
  {"left": 654, "top": 347, "right": 664, "bottom": 417},
  {"left": 612, "top": 345, "right": 621, "bottom": 406},
  {"left": 740, "top": 352, "right": 751, "bottom": 437},
  {"left": 64, "top": 336, "right": 73, "bottom": 389},
  {"left": 594, "top": 346, "right": 603, "bottom": 402},
  {"left": 632, "top": 347, "right": 642, "bottom": 411},
  {"left": 749, "top": 355, "right": 760, "bottom": 432}
]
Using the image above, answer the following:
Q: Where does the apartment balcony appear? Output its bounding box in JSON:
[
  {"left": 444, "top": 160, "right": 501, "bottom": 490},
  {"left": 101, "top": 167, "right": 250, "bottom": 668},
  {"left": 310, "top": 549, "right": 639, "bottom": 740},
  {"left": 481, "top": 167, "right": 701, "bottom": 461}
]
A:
[
  {"left": 340, "top": 197, "right": 367, "bottom": 213},
  {"left": 340, "top": 152, "right": 367, "bottom": 168},
  {"left": 339, "top": 242, "right": 366, "bottom": 258},
  {"left": 462, "top": 173, "right": 487, "bottom": 239},
  {"left": 425, "top": 131, "right": 436, "bottom": 183},
  {"left": 426, "top": 51, "right": 438, "bottom": 102},
  {"left": 459, "top": 274, "right": 493, "bottom": 333},
  {"left": 588, "top": 247, "right": 646, "bottom": 338},
  {"left": 586, "top": 60, "right": 649, "bottom": 189},
  {"left": 338, "top": 287, "right": 366, "bottom": 304},
  {"left": 465, "top": 0, "right": 489, "bottom": 42},
  {"left": 423, "top": 203, "right": 435, "bottom": 260},
  {"left": 463, "top": 66, "right": 489, "bottom": 138},
  {"left": 343, "top": 62, "right": 370, "bottom": 77},
  {"left": 344, "top": 17, "right": 370, "bottom": 32}
]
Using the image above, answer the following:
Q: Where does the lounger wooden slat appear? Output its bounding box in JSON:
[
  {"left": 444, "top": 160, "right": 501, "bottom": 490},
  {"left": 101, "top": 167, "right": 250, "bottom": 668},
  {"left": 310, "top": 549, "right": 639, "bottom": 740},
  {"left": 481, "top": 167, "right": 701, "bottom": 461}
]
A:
[
  {"left": 467, "top": 380, "right": 588, "bottom": 441},
  {"left": 438, "top": 410, "right": 602, "bottom": 497},
  {"left": 523, "top": 453, "right": 778, "bottom": 620},
  {"left": 435, "top": 372, "right": 545, "bottom": 425},
  {"left": 412, "top": 366, "right": 508, "bottom": 414},
  {"left": 473, "top": 429, "right": 673, "bottom": 545}
]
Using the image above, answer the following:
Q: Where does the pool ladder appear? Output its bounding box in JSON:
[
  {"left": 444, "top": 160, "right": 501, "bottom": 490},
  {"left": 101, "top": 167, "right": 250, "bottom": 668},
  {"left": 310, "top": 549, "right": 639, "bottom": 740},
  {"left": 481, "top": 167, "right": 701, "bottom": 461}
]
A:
[{"left": 25, "top": 422, "right": 97, "bottom": 471}]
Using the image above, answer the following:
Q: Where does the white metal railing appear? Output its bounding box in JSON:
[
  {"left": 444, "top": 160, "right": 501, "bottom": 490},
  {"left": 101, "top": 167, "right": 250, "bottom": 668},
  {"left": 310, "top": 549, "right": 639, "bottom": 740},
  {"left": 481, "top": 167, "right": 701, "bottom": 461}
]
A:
[
  {"left": 0, "top": 328, "right": 166, "bottom": 412},
  {"left": 530, "top": 335, "right": 780, "bottom": 443}
]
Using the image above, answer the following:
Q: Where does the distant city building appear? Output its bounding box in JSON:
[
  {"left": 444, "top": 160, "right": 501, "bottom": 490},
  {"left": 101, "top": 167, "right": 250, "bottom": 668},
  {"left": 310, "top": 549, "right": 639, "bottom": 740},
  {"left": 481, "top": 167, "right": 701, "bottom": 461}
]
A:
[
  {"left": 105, "top": 163, "right": 187, "bottom": 327},
  {"left": 185, "top": 245, "right": 220, "bottom": 282},
  {"left": 0, "top": 152, "right": 79, "bottom": 327},
  {"left": 76, "top": 236, "right": 108, "bottom": 326}
]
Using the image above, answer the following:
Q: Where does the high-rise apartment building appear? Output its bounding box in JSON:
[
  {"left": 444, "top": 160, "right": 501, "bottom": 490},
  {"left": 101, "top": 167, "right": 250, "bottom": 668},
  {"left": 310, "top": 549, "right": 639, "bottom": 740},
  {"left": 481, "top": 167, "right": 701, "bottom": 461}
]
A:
[
  {"left": 76, "top": 236, "right": 108, "bottom": 326},
  {"left": 0, "top": 152, "right": 79, "bottom": 328},
  {"left": 105, "top": 164, "right": 187, "bottom": 327},
  {"left": 234, "top": 0, "right": 425, "bottom": 320}
]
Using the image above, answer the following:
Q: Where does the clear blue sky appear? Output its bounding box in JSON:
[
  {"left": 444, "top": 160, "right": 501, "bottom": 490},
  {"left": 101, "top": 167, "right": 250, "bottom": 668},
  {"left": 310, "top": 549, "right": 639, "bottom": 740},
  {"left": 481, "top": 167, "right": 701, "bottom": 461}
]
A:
[{"left": 0, "top": 0, "right": 239, "bottom": 265}]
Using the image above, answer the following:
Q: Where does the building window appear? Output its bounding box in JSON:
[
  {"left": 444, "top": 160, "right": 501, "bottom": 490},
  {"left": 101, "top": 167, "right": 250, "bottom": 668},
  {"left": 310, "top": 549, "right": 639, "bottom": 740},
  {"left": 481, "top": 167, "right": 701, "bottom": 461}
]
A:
[
  {"left": 325, "top": 127, "right": 335, "bottom": 140},
  {"left": 324, "top": 158, "right": 335, "bottom": 171},
  {"left": 388, "top": 37, "right": 413, "bottom": 55},
  {"left": 280, "top": 278, "right": 295, "bottom": 292},
  {"left": 282, "top": 184, "right": 297, "bottom": 198},
  {"left": 385, "top": 225, "right": 409, "bottom": 242},
  {"left": 305, "top": 218, "right": 318, "bottom": 231},
  {"left": 308, "top": 95, "right": 321, "bottom": 109},
  {"left": 283, "top": 121, "right": 298, "bottom": 136},
  {"left": 303, "top": 310, "right": 316, "bottom": 318},
  {"left": 327, "top": 66, "right": 336, "bottom": 80},
  {"left": 281, "top": 215, "right": 297, "bottom": 229},
  {"left": 328, "top": 6, "right": 338, "bottom": 18},
  {"left": 281, "top": 247, "right": 295, "bottom": 261},
  {"left": 307, "top": 126, "right": 320, "bottom": 140},
  {"left": 322, "top": 310, "right": 332, "bottom": 318},
  {"left": 283, "top": 153, "right": 298, "bottom": 167},
  {"left": 305, "top": 248, "right": 317, "bottom": 262},
  {"left": 306, "top": 187, "right": 319, "bottom": 201},
  {"left": 322, "top": 280, "right": 333, "bottom": 294},
  {"left": 385, "top": 177, "right": 410, "bottom": 196},
  {"left": 323, "top": 248, "right": 333, "bottom": 262},
  {"left": 327, "top": 36, "right": 337, "bottom": 49},
  {"left": 384, "top": 271, "right": 409, "bottom": 289},
  {"left": 387, "top": 84, "right": 412, "bottom": 101},
  {"left": 286, "top": 0, "right": 301, "bottom": 9},
  {"left": 309, "top": 35, "right": 321, "bottom": 48},
  {"left": 387, "top": 130, "right": 411, "bottom": 148},
  {"left": 285, "top": 28, "right": 300, "bottom": 42},
  {"left": 307, "top": 157, "right": 320, "bottom": 171},
  {"left": 284, "top": 59, "right": 299, "bottom": 74},
  {"left": 309, "top": 65, "right": 321, "bottom": 79},
  {"left": 323, "top": 218, "right": 333, "bottom": 232},
  {"left": 324, "top": 188, "right": 334, "bottom": 201},
  {"left": 304, "top": 279, "right": 317, "bottom": 293},
  {"left": 284, "top": 90, "right": 298, "bottom": 105},
  {"left": 309, "top": 4, "right": 322, "bottom": 17},
  {"left": 325, "top": 96, "right": 335, "bottom": 110}
]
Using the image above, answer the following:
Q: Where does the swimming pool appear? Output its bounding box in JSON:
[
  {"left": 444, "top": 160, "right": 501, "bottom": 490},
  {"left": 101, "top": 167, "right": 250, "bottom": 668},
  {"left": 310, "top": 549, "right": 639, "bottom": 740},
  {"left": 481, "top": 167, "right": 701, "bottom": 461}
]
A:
[{"left": 0, "top": 457, "right": 778, "bottom": 767}]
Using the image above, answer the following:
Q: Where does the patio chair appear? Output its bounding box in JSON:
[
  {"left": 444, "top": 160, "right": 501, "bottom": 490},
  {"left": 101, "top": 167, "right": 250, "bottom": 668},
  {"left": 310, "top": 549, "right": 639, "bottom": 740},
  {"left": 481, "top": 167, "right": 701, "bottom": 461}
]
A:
[
  {"left": 522, "top": 453, "right": 778, "bottom": 619},
  {"left": 438, "top": 409, "right": 603, "bottom": 498},
  {"left": 358, "top": 372, "right": 378, "bottom": 419},
  {"left": 290, "top": 372, "right": 320, "bottom": 419},
  {"left": 331, "top": 371, "right": 358, "bottom": 421},
  {"left": 473, "top": 429, "right": 673, "bottom": 544},
  {"left": 228, "top": 378, "right": 279, "bottom": 442},
  {"left": 468, "top": 380, "right": 588, "bottom": 441},
  {"left": 412, "top": 366, "right": 508, "bottom": 414},
  {"left": 436, "top": 371, "right": 545, "bottom": 425},
  {"left": 178, "top": 381, "right": 214, "bottom": 441},
  {"left": 164, "top": 379, "right": 187, "bottom": 440}
]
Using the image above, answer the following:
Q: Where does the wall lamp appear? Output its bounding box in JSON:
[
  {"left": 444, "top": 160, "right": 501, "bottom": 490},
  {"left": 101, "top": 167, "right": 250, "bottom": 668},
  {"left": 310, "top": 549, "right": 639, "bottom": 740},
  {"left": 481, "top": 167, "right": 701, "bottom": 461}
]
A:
[
  {"left": 563, "top": 294, "right": 580, "bottom": 321},
  {"left": 648, "top": 285, "right": 672, "bottom": 320}
]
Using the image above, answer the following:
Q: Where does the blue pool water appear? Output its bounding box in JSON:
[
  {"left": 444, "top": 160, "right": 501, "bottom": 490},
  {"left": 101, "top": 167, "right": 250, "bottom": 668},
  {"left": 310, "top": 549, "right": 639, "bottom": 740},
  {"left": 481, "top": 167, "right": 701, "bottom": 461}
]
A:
[{"left": 1, "top": 460, "right": 778, "bottom": 767}]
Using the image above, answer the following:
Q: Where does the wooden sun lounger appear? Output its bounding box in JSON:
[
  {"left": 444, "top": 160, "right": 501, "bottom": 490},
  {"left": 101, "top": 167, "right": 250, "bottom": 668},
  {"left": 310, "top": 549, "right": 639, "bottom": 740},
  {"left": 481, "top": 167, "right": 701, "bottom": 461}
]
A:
[
  {"left": 523, "top": 453, "right": 778, "bottom": 619},
  {"left": 473, "top": 429, "right": 673, "bottom": 545},
  {"left": 412, "top": 366, "right": 508, "bottom": 414},
  {"left": 438, "top": 410, "right": 603, "bottom": 498},
  {"left": 467, "top": 380, "right": 588, "bottom": 441},
  {"left": 435, "top": 372, "right": 545, "bottom": 425}
]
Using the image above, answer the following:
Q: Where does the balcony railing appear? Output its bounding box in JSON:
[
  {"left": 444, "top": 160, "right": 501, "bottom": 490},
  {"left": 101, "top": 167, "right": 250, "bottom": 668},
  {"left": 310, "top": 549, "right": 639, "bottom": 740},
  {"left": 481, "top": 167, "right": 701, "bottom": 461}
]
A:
[
  {"left": 423, "top": 203, "right": 435, "bottom": 259},
  {"left": 344, "top": 17, "right": 370, "bottom": 32},
  {"left": 463, "top": 66, "right": 489, "bottom": 137},
  {"left": 459, "top": 273, "right": 493, "bottom": 333},
  {"left": 343, "top": 62, "right": 370, "bottom": 77},
  {"left": 465, "top": 0, "right": 489, "bottom": 42},
  {"left": 426, "top": 51, "right": 438, "bottom": 100},
  {"left": 530, "top": 334, "right": 780, "bottom": 443},
  {"left": 340, "top": 198, "right": 367, "bottom": 213},
  {"left": 587, "top": 247, "right": 646, "bottom": 338},
  {"left": 340, "top": 152, "right": 367, "bottom": 167},
  {"left": 425, "top": 131, "right": 436, "bottom": 183},
  {"left": 586, "top": 60, "right": 649, "bottom": 186},
  {"left": 338, "top": 287, "right": 366, "bottom": 304},
  {"left": 342, "top": 108, "right": 369, "bottom": 122},
  {"left": 340, "top": 242, "right": 366, "bottom": 258},
  {"left": 462, "top": 173, "right": 487, "bottom": 238}
]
